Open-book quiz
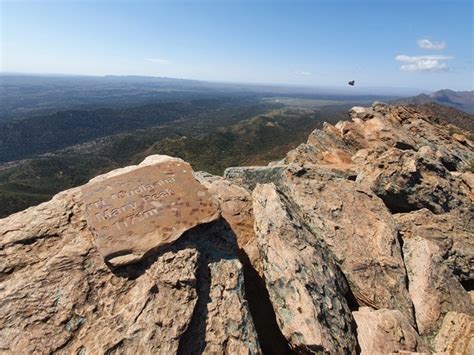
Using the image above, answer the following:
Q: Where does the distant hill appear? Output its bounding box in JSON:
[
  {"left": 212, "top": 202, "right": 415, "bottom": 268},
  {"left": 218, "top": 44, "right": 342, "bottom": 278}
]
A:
[
  {"left": 0, "top": 98, "right": 259, "bottom": 163},
  {"left": 396, "top": 89, "right": 474, "bottom": 114},
  {"left": 410, "top": 102, "right": 474, "bottom": 132}
]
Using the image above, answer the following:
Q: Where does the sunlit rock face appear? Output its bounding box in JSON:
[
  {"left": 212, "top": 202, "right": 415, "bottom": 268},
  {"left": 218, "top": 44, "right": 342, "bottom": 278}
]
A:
[
  {"left": 353, "top": 307, "right": 423, "bottom": 355},
  {"left": 0, "top": 155, "right": 258, "bottom": 354},
  {"left": 434, "top": 312, "right": 474, "bottom": 354},
  {"left": 253, "top": 183, "right": 358, "bottom": 354},
  {"left": 1, "top": 103, "right": 473, "bottom": 354},
  {"left": 82, "top": 159, "right": 220, "bottom": 267}
]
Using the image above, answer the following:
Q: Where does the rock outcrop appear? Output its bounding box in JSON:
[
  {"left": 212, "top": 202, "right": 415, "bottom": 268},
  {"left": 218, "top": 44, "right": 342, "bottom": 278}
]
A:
[
  {"left": 354, "top": 146, "right": 470, "bottom": 213},
  {"left": 433, "top": 312, "right": 474, "bottom": 354},
  {"left": 396, "top": 208, "right": 474, "bottom": 335},
  {"left": 82, "top": 156, "right": 220, "bottom": 267},
  {"left": 353, "top": 307, "right": 422, "bottom": 354},
  {"left": 275, "top": 165, "right": 414, "bottom": 321},
  {"left": 253, "top": 183, "right": 357, "bottom": 353},
  {"left": 1, "top": 102, "right": 473, "bottom": 354},
  {"left": 0, "top": 156, "right": 259, "bottom": 354}
]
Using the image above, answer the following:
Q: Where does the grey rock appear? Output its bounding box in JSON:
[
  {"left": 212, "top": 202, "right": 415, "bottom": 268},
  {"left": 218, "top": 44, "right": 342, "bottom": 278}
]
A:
[
  {"left": 356, "top": 147, "right": 470, "bottom": 213},
  {"left": 223, "top": 165, "right": 287, "bottom": 190}
]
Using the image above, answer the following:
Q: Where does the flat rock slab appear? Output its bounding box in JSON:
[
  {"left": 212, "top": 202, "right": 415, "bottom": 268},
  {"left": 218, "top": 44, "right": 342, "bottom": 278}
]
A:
[{"left": 82, "top": 161, "right": 220, "bottom": 267}]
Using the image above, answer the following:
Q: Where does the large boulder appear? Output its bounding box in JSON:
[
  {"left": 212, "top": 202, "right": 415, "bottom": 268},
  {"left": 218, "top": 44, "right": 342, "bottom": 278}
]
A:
[
  {"left": 395, "top": 209, "right": 474, "bottom": 335},
  {"left": 386, "top": 105, "right": 474, "bottom": 171},
  {"left": 253, "top": 183, "right": 357, "bottom": 353},
  {"left": 285, "top": 143, "right": 355, "bottom": 173},
  {"left": 306, "top": 122, "right": 351, "bottom": 152},
  {"left": 0, "top": 156, "right": 260, "bottom": 354},
  {"left": 275, "top": 164, "right": 414, "bottom": 322},
  {"left": 81, "top": 156, "right": 220, "bottom": 267},
  {"left": 344, "top": 104, "right": 418, "bottom": 151},
  {"left": 195, "top": 173, "right": 292, "bottom": 354},
  {"left": 457, "top": 171, "right": 474, "bottom": 202}
]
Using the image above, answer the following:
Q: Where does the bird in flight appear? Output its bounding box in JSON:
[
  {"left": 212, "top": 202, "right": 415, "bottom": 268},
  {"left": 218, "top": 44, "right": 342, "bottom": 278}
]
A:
[{"left": 348, "top": 80, "right": 355, "bottom": 86}]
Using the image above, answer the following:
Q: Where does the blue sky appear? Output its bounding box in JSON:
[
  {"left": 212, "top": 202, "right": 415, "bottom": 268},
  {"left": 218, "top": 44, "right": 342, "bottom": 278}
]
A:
[{"left": 1, "top": 0, "right": 473, "bottom": 91}]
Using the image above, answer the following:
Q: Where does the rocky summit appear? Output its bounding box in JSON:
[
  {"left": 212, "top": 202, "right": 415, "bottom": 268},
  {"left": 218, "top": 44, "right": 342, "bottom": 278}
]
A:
[{"left": 0, "top": 103, "right": 473, "bottom": 354}]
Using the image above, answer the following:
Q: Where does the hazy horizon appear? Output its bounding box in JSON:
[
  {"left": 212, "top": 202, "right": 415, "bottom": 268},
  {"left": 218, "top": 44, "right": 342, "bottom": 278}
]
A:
[
  {"left": 0, "top": 71, "right": 458, "bottom": 97},
  {"left": 1, "top": 0, "right": 473, "bottom": 91}
]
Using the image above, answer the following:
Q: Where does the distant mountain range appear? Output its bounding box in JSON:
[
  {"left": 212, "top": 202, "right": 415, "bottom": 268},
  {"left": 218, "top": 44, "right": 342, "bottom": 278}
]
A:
[
  {"left": 0, "top": 74, "right": 400, "bottom": 122},
  {"left": 397, "top": 89, "right": 474, "bottom": 114}
]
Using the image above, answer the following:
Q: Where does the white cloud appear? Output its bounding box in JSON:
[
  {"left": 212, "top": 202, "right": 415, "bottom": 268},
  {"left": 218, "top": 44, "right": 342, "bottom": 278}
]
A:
[
  {"left": 144, "top": 58, "right": 171, "bottom": 64},
  {"left": 417, "top": 39, "right": 446, "bottom": 50},
  {"left": 295, "top": 71, "right": 312, "bottom": 76},
  {"left": 395, "top": 54, "right": 453, "bottom": 72}
]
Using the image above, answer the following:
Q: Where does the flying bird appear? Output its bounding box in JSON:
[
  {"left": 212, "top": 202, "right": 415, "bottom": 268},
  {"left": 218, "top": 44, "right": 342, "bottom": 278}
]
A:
[{"left": 348, "top": 80, "right": 355, "bottom": 86}]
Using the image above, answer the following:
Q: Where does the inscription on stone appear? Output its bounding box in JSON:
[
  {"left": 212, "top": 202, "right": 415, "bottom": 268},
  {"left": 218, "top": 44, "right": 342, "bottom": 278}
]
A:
[{"left": 82, "top": 161, "right": 220, "bottom": 267}]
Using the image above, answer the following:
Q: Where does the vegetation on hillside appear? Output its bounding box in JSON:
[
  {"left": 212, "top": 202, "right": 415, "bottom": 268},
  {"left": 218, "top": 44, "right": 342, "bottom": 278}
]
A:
[
  {"left": 0, "top": 103, "right": 347, "bottom": 217},
  {"left": 0, "top": 97, "right": 266, "bottom": 162}
]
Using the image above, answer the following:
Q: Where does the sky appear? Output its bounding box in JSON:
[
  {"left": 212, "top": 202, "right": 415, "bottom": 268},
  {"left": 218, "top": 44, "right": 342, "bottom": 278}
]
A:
[{"left": 1, "top": 0, "right": 473, "bottom": 91}]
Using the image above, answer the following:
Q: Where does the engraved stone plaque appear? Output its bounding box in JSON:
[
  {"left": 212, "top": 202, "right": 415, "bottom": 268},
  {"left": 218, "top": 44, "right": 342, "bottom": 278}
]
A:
[{"left": 82, "top": 161, "right": 220, "bottom": 267}]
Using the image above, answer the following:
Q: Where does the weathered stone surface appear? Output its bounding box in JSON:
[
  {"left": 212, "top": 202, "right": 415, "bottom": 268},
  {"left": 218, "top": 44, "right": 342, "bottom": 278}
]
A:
[
  {"left": 307, "top": 122, "right": 350, "bottom": 152},
  {"left": 397, "top": 208, "right": 474, "bottom": 284},
  {"left": 285, "top": 142, "right": 323, "bottom": 165},
  {"left": 293, "top": 103, "right": 473, "bottom": 180},
  {"left": 387, "top": 105, "right": 474, "bottom": 169},
  {"left": 346, "top": 105, "right": 418, "bottom": 151},
  {"left": 0, "top": 157, "right": 260, "bottom": 354},
  {"left": 173, "top": 222, "right": 261, "bottom": 354},
  {"left": 82, "top": 160, "right": 220, "bottom": 267},
  {"left": 284, "top": 120, "right": 357, "bottom": 172},
  {"left": 195, "top": 173, "right": 261, "bottom": 273},
  {"left": 223, "top": 165, "right": 287, "bottom": 190},
  {"left": 355, "top": 147, "right": 470, "bottom": 214},
  {"left": 402, "top": 235, "right": 471, "bottom": 335},
  {"left": 88, "top": 154, "right": 184, "bottom": 183},
  {"left": 433, "top": 312, "right": 474, "bottom": 354},
  {"left": 285, "top": 142, "right": 355, "bottom": 172},
  {"left": 276, "top": 164, "right": 414, "bottom": 321},
  {"left": 196, "top": 172, "right": 292, "bottom": 354},
  {"left": 224, "top": 162, "right": 356, "bottom": 191},
  {"left": 0, "top": 187, "right": 83, "bottom": 283},
  {"left": 253, "top": 183, "right": 357, "bottom": 354},
  {"left": 458, "top": 172, "right": 474, "bottom": 202},
  {"left": 198, "top": 258, "right": 260, "bottom": 354},
  {"left": 0, "top": 203, "right": 199, "bottom": 353},
  {"left": 396, "top": 209, "right": 474, "bottom": 335},
  {"left": 353, "top": 307, "right": 422, "bottom": 355}
]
